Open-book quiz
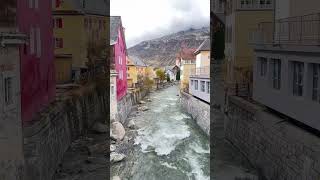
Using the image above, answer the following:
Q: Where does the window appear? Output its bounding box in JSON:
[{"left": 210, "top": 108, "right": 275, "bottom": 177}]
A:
[
  {"left": 195, "top": 80, "right": 198, "bottom": 90},
  {"left": 292, "top": 62, "right": 304, "bottom": 97},
  {"left": 30, "top": 27, "right": 35, "bottom": 54},
  {"left": 55, "top": 0, "right": 62, "bottom": 8},
  {"left": 258, "top": 57, "right": 267, "bottom": 77},
  {"left": 54, "top": 38, "right": 63, "bottom": 48},
  {"left": 201, "top": 81, "right": 205, "bottom": 92},
  {"left": 4, "top": 77, "right": 13, "bottom": 105},
  {"left": 54, "top": 18, "right": 63, "bottom": 28},
  {"left": 191, "top": 80, "right": 194, "bottom": 86},
  {"left": 312, "top": 64, "right": 320, "bottom": 102},
  {"left": 111, "top": 85, "right": 114, "bottom": 95},
  {"left": 207, "top": 81, "right": 210, "bottom": 93},
  {"left": 271, "top": 59, "right": 281, "bottom": 90},
  {"left": 119, "top": 56, "right": 122, "bottom": 65},
  {"left": 36, "top": 27, "right": 41, "bottom": 57},
  {"left": 82, "top": 0, "right": 86, "bottom": 8}
]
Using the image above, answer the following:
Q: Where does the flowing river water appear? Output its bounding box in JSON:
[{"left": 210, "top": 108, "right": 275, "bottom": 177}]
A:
[{"left": 112, "top": 85, "right": 210, "bottom": 180}]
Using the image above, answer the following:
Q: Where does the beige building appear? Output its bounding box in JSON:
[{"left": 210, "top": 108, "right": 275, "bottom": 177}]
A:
[
  {"left": 189, "top": 39, "right": 211, "bottom": 103},
  {"left": 251, "top": 0, "right": 320, "bottom": 131},
  {"left": 224, "top": 0, "right": 274, "bottom": 89}
]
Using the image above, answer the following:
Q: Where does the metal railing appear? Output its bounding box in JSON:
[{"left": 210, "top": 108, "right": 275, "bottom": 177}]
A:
[
  {"left": 250, "top": 13, "right": 320, "bottom": 46},
  {"left": 236, "top": 0, "right": 274, "bottom": 10},
  {"left": 190, "top": 66, "right": 210, "bottom": 77}
]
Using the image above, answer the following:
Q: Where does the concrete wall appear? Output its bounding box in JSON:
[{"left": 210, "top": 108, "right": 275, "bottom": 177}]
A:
[
  {"left": 180, "top": 91, "right": 210, "bottom": 136},
  {"left": 226, "top": 96, "right": 320, "bottom": 179},
  {"left": 23, "top": 88, "right": 107, "bottom": 180}
]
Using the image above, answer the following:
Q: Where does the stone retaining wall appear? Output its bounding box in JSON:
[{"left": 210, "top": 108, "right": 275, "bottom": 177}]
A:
[
  {"left": 180, "top": 91, "right": 210, "bottom": 136},
  {"left": 226, "top": 96, "right": 320, "bottom": 179},
  {"left": 23, "top": 90, "right": 107, "bottom": 180}
]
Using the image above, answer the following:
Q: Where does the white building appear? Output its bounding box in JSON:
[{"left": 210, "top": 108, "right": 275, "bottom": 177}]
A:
[
  {"left": 110, "top": 70, "right": 118, "bottom": 121},
  {"left": 165, "top": 66, "right": 176, "bottom": 81},
  {"left": 0, "top": 30, "right": 26, "bottom": 179},
  {"left": 189, "top": 39, "right": 211, "bottom": 103},
  {"left": 250, "top": 0, "right": 320, "bottom": 131}
]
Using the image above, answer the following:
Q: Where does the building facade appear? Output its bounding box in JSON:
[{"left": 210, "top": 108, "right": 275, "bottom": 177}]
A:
[
  {"left": 224, "top": 0, "right": 274, "bottom": 91},
  {"left": 0, "top": 2, "right": 26, "bottom": 178},
  {"left": 110, "top": 70, "right": 118, "bottom": 121},
  {"left": 110, "top": 16, "right": 128, "bottom": 101},
  {"left": 189, "top": 39, "right": 211, "bottom": 103},
  {"left": 17, "top": 0, "right": 56, "bottom": 123},
  {"left": 251, "top": 0, "right": 320, "bottom": 131},
  {"left": 52, "top": 0, "right": 108, "bottom": 81},
  {"left": 127, "top": 56, "right": 146, "bottom": 88},
  {"left": 176, "top": 48, "right": 197, "bottom": 91}
]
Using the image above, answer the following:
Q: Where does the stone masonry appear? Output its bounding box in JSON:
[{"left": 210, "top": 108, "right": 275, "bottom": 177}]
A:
[
  {"left": 226, "top": 96, "right": 320, "bottom": 180},
  {"left": 180, "top": 91, "right": 210, "bottom": 136},
  {"left": 23, "top": 89, "right": 107, "bottom": 180}
]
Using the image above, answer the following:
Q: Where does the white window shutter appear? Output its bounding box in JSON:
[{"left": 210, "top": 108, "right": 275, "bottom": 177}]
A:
[
  {"left": 29, "top": 0, "right": 33, "bottom": 8},
  {"left": 35, "top": 0, "right": 39, "bottom": 9},
  {"left": 30, "top": 27, "right": 35, "bottom": 54},
  {"left": 36, "top": 27, "right": 41, "bottom": 58}
]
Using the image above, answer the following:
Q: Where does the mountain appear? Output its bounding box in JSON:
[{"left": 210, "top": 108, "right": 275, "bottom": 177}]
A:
[{"left": 127, "top": 27, "right": 210, "bottom": 67}]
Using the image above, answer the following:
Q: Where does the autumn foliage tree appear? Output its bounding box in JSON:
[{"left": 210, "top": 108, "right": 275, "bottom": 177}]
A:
[{"left": 156, "top": 69, "right": 166, "bottom": 82}]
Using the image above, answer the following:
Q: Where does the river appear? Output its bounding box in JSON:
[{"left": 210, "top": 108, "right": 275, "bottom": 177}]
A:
[{"left": 112, "top": 85, "right": 210, "bottom": 180}]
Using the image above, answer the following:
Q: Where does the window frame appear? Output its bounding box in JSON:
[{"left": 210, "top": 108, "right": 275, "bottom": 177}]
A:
[
  {"left": 200, "top": 81, "right": 205, "bottom": 92},
  {"left": 195, "top": 80, "right": 198, "bottom": 90},
  {"left": 1, "top": 71, "right": 16, "bottom": 110},
  {"left": 312, "top": 64, "right": 320, "bottom": 102},
  {"left": 258, "top": 57, "right": 267, "bottom": 77},
  {"left": 270, "top": 58, "right": 281, "bottom": 90},
  {"left": 292, "top": 61, "right": 304, "bottom": 97},
  {"left": 207, "top": 81, "right": 210, "bottom": 94}
]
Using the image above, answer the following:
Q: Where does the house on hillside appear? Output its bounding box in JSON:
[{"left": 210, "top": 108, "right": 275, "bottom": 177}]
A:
[
  {"left": 250, "top": 0, "right": 320, "bottom": 131},
  {"left": 176, "top": 48, "right": 197, "bottom": 91},
  {"left": 52, "top": 0, "right": 108, "bottom": 83},
  {"left": 164, "top": 66, "right": 176, "bottom": 81},
  {"left": 110, "top": 16, "right": 128, "bottom": 101},
  {"left": 189, "top": 39, "right": 210, "bottom": 103},
  {"left": 18, "top": 0, "right": 56, "bottom": 124}
]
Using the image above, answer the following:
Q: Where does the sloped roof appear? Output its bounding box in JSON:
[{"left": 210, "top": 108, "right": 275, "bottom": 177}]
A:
[
  {"left": 194, "top": 39, "right": 210, "bottom": 55},
  {"left": 110, "top": 16, "right": 121, "bottom": 45},
  {"left": 176, "top": 48, "right": 197, "bottom": 60},
  {"left": 128, "top": 56, "right": 146, "bottom": 67}
]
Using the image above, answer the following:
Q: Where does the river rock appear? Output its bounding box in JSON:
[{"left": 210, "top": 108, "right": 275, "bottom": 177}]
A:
[
  {"left": 111, "top": 122, "right": 125, "bottom": 141},
  {"left": 110, "top": 152, "right": 126, "bottom": 163},
  {"left": 146, "top": 98, "right": 152, "bottom": 102},
  {"left": 127, "top": 120, "right": 135, "bottom": 129},
  {"left": 138, "top": 106, "right": 149, "bottom": 111},
  {"left": 112, "top": 176, "right": 121, "bottom": 180},
  {"left": 139, "top": 100, "right": 146, "bottom": 104},
  {"left": 110, "top": 144, "right": 116, "bottom": 152}
]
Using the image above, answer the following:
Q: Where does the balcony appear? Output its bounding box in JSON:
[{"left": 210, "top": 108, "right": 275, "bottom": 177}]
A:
[
  {"left": 250, "top": 13, "right": 320, "bottom": 46},
  {"left": 236, "top": 0, "right": 273, "bottom": 10},
  {"left": 190, "top": 66, "right": 210, "bottom": 78}
]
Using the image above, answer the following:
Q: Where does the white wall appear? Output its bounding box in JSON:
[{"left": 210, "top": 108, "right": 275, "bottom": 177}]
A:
[
  {"left": 110, "top": 71, "right": 118, "bottom": 120},
  {"left": 189, "top": 77, "right": 210, "bottom": 103},
  {"left": 253, "top": 51, "right": 320, "bottom": 131}
]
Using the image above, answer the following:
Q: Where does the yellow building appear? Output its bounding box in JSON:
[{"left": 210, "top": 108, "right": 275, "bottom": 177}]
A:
[
  {"left": 127, "top": 56, "right": 147, "bottom": 88},
  {"left": 224, "top": 0, "right": 274, "bottom": 86},
  {"left": 52, "top": 0, "right": 108, "bottom": 81}
]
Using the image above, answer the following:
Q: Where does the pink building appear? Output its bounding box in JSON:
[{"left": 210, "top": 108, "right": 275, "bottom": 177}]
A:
[
  {"left": 17, "top": 0, "right": 55, "bottom": 124},
  {"left": 110, "top": 16, "right": 127, "bottom": 101}
]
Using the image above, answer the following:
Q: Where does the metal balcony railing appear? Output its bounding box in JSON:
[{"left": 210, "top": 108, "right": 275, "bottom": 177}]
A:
[
  {"left": 250, "top": 13, "right": 320, "bottom": 46},
  {"left": 190, "top": 66, "right": 210, "bottom": 78}
]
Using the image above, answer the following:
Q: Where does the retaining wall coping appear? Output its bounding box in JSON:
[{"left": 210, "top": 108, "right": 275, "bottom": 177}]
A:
[{"left": 229, "top": 96, "right": 265, "bottom": 114}]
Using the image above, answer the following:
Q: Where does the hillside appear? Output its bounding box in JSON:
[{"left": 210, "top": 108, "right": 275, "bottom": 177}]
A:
[{"left": 127, "top": 27, "right": 210, "bottom": 67}]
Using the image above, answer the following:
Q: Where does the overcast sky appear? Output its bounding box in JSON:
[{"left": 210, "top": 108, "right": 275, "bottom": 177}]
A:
[{"left": 111, "top": 0, "right": 210, "bottom": 48}]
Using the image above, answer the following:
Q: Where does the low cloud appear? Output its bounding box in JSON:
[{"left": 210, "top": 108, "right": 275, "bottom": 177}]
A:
[{"left": 111, "top": 0, "right": 210, "bottom": 48}]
